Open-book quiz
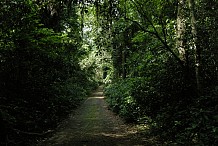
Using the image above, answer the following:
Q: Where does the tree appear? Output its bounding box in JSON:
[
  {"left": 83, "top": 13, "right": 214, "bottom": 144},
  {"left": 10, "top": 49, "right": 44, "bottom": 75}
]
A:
[
  {"left": 176, "top": 0, "right": 187, "bottom": 63},
  {"left": 188, "top": 0, "right": 201, "bottom": 92}
]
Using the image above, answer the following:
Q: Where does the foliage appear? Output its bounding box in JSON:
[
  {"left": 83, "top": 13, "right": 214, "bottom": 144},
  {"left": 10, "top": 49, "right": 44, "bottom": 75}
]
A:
[
  {"left": 105, "top": 58, "right": 217, "bottom": 145},
  {"left": 105, "top": 79, "right": 140, "bottom": 122},
  {"left": 0, "top": 1, "right": 97, "bottom": 145},
  {"left": 1, "top": 0, "right": 217, "bottom": 145},
  {"left": 102, "top": 0, "right": 218, "bottom": 145}
]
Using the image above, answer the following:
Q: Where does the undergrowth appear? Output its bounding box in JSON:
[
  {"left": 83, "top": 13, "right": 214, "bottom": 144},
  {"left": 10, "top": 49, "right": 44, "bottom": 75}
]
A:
[{"left": 104, "top": 61, "right": 218, "bottom": 145}]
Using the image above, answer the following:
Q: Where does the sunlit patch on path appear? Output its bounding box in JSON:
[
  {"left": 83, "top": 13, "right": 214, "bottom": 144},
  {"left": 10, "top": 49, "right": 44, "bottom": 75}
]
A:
[{"left": 37, "top": 86, "right": 155, "bottom": 146}]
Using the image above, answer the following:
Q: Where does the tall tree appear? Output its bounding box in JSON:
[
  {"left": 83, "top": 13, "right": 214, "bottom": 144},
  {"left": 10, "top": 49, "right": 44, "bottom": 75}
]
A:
[
  {"left": 188, "top": 0, "right": 201, "bottom": 92},
  {"left": 176, "top": 0, "right": 187, "bottom": 63}
]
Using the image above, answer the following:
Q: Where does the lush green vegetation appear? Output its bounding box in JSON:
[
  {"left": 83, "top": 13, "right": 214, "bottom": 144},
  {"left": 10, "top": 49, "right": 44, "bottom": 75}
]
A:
[
  {"left": 0, "top": 1, "right": 97, "bottom": 145},
  {"left": 0, "top": 0, "right": 217, "bottom": 145},
  {"left": 101, "top": 0, "right": 218, "bottom": 145}
]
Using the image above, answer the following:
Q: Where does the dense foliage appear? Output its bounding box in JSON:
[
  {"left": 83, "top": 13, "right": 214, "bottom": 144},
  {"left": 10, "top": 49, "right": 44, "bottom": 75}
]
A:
[
  {"left": 1, "top": 0, "right": 217, "bottom": 145},
  {"left": 0, "top": 1, "right": 97, "bottom": 145},
  {"left": 101, "top": 0, "right": 218, "bottom": 145}
]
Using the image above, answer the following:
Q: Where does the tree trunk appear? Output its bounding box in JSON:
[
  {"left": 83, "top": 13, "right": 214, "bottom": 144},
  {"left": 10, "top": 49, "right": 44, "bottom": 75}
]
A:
[
  {"left": 177, "top": 0, "right": 187, "bottom": 63},
  {"left": 80, "top": 0, "right": 85, "bottom": 37},
  {"left": 122, "top": 49, "right": 127, "bottom": 79},
  {"left": 188, "top": 0, "right": 201, "bottom": 92}
]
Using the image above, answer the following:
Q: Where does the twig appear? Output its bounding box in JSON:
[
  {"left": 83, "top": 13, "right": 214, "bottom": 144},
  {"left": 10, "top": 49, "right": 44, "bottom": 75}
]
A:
[{"left": 14, "top": 129, "right": 54, "bottom": 136}]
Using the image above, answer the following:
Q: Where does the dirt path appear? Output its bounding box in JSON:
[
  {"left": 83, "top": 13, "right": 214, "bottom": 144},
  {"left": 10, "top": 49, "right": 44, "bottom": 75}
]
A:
[{"left": 37, "top": 86, "right": 156, "bottom": 146}]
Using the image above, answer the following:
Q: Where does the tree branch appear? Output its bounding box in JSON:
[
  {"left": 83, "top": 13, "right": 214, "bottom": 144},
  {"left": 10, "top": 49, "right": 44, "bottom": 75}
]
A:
[
  {"left": 127, "top": 0, "right": 184, "bottom": 67},
  {"left": 14, "top": 129, "right": 54, "bottom": 136},
  {"left": 124, "top": 17, "right": 157, "bottom": 36}
]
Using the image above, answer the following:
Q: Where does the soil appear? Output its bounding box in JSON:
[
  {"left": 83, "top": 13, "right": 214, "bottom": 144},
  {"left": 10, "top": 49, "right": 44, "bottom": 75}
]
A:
[{"left": 37, "top": 86, "right": 158, "bottom": 146}]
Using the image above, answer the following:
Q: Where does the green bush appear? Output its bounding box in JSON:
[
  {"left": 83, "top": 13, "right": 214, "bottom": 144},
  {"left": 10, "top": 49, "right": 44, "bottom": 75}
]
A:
[
  {"left": 104, "top": 59, "right": 217, "bottom": 145},
  {"left": 104, "top": 78, "right": 154, "bottom": 122}
]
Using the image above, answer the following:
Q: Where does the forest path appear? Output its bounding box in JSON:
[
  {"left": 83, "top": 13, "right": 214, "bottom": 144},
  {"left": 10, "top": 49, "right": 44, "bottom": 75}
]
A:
[{"left": 37, "top": 86, "right": 156, "bottom": 146}]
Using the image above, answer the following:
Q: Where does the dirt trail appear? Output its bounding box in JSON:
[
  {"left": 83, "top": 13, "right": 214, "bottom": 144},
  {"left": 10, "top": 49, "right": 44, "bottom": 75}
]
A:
[{"left": 37, "top": 86, "right": 155, "bottom": 146}]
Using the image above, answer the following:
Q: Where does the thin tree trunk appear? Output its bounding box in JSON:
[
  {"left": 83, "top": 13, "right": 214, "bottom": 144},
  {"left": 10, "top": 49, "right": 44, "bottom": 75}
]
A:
[
  {"left": 188, "top": 0, "right": 201, "bottom": 92},
  {"left": 177, "top": 0, "right": 187, "bottom": 63},
  {"left": 80, "top": 0, "right": 85, "bottom": 37},
  {"left": 122, "top": 49, "right": 127, "bottom": 79}
]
